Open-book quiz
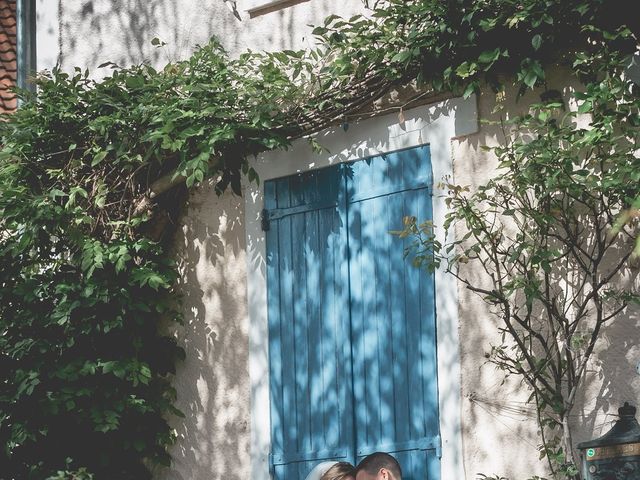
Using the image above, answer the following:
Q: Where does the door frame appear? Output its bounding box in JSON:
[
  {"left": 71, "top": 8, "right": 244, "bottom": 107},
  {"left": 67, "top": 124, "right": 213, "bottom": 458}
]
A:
[{"left": 244, "top": 95, "right": 478, "bottom": 480}]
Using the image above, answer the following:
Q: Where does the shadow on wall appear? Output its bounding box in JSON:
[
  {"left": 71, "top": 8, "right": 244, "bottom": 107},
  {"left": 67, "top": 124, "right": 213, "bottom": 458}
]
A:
[
  {"left": 446, "top": 77, "right": 563, "bottom": 479},
  {"left": 451, "top": 66, "right": 640, "bottom": 478},
  {"left": 57, "top": 0, "right": 205, "bottom": 69},
  {"left": 58, "top": 0, "right": 364, "bottom": 72},
  {"left": 574, "top": 303, "right": 640, "bottom": 444},
  {"left": 154, "top": 184, "right": 250, "bottom": 480}
]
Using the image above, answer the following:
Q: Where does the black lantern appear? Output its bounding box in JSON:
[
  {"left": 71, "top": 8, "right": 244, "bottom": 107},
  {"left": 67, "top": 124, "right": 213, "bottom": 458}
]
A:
[{"left": 577, "top": 402, "right": 640, "bottom": 480}]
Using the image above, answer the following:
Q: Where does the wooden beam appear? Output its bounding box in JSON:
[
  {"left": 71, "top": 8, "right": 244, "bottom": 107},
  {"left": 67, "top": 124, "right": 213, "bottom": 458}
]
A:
[{"left": 247, "top": 0, "right": 310, "bottom": 19}]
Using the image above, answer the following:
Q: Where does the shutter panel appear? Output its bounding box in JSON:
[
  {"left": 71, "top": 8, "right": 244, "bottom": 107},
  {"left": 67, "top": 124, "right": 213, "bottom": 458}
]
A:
[
  {"left": 265, "top": 166, "right": 354, "bottom": 479},
  {"left": 266, "top": 145, "right": 441, "bottom": 480},
  {"left": 347, "top": 147, "right": 440, "bottom": 480}
]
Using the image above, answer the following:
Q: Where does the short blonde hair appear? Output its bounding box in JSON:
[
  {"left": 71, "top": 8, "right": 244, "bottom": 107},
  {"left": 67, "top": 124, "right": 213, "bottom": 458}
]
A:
[{"left": 320, "top": 461, "right": 356, "bottom": 480}]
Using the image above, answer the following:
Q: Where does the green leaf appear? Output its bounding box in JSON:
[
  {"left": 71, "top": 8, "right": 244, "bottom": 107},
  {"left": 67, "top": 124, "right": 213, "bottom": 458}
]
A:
[
  {"left": 524, "top": 70, "right": 538, "bottom": 88},
  {"left": 125, "top": 75, "right": 145, "bottom": 89},
  {"left": 531, "top": 34, "right": 542, "bottom": 51},
  {"left": 49, "top": 189, "right": 67, "bottom": 198},
  {"left": 463, "top": 81, "right": 478, "bottom": 98},
  {"left": 577, "top": 100, "right": 592, "bottom": 114},
  {"left": 478, "top": 48, "right": 501, "bottom": 65},
  {"left": 391, "top": 50, "right": 412, "bottom": 63},
  {"left": 456, "top": 61, "right": 477, "bottom": 79},
  {"left": 248, "top": 167, "right": 260, "bottom": 185},
  {"left": 91, "top": 151, "right": 108, "bottom": 166}
]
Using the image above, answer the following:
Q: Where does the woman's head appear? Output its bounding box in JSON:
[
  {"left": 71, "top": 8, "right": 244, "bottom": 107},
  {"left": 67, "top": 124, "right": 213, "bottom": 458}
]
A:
[{"left": 320, "top": 461, "right": 356, "bottom": 480}]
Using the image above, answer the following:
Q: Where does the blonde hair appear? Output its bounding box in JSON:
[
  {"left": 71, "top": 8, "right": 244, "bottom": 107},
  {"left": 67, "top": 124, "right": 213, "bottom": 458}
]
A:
[{"left": 320, "top": 461, "right": 356, "bottom": 480}]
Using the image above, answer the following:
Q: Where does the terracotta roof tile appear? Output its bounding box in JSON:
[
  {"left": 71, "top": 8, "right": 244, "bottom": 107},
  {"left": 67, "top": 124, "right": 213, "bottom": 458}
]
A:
[{"left": 0, "top": 0, "right": 17, "bottom": 113}]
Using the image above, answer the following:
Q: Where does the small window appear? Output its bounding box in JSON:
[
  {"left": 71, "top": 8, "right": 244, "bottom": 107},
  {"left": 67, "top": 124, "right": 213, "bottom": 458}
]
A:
[{"left": 243, "top": 0, "right": 310, "bottom": 18}]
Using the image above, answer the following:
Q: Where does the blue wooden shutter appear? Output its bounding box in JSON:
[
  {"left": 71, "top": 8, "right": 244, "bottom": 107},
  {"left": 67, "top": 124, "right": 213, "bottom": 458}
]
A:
[
  {"left": 265, "top": 166, "right": 354, "bottom": 479},
  {"left": 347, "top": 147, "right": 440, "bottom": 480},
  {"left": 265, "top": 145, "right": 440, "bottom": 480}
]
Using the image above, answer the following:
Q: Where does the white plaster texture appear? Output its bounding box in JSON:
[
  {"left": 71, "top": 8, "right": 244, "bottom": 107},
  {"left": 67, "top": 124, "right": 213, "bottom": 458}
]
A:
[
  {"left": 36, "top": 0, "right": 61, "bottom": 72},
  {"left": 53, "top": 0, "right": 364, "bottom": 74},
  {"left": 451, "top": 67, "right": 640, "bottom": 479},
  {"left": 451, "top": 84, "right": 550, "bottom": 480},
  {"left": 157, "top": 187, "right": 250, "bottom": 480}
]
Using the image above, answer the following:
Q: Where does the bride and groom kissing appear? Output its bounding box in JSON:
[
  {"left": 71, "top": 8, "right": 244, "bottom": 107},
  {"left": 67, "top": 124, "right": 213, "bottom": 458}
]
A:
[{"left": 304, "top": 452, "right": 402, "bottom": 480}]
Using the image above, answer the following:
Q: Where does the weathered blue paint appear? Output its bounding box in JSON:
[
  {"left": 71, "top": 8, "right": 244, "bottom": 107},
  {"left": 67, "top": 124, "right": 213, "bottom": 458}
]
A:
[{"left": 265, "top": 146, "right": 439, "bottom": 480}]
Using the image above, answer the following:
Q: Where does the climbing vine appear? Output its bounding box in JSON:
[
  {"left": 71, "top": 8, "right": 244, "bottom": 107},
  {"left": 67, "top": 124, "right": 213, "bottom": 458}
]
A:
[{"left": 0, "top": 0, "right": 637, "bottom": 478}]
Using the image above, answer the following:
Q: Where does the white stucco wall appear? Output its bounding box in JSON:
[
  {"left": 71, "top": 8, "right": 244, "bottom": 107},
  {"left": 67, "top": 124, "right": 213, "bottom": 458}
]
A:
[
  {"left": 155, "top": 187, "right": 252, "bottom": 480},
  {"left": 35, "top": 0, "right": 61, "bottom": 72},
  {"left": 451, "top": 85, "right": 548, "bottom": 480},
  {"left": 157, "top": 188, "right": 251, "bottom": 480},
  {"left": 37, "top": 0, "right": 364, "bottom": 74},
  {"left": 451, "top": 68, "right": 640, "bottom": 479}
]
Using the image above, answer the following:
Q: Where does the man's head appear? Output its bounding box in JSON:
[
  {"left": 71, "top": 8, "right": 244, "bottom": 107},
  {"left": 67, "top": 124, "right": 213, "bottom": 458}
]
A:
[{"left": 355, "top": 452, "right": 402, "bottom": 480}]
